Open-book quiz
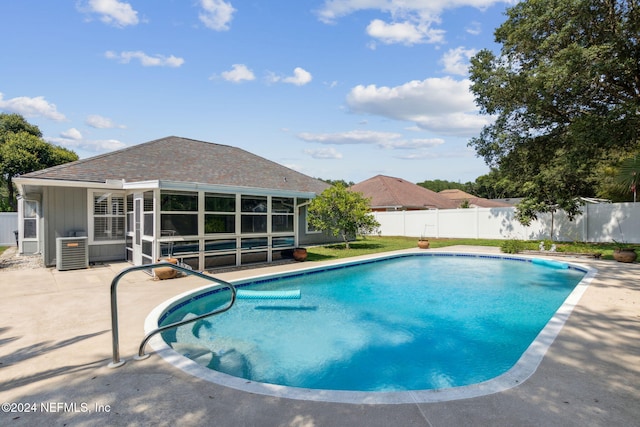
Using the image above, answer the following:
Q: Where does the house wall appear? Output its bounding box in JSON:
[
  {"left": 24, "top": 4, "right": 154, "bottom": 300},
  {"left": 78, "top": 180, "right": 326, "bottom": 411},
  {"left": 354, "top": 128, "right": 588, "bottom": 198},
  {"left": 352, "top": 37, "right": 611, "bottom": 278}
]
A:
[
  {"left": 42, "top": 187, "right": 125, "bottom": 267},
  {"left": 297, "top": 206, "right": 338, "bottom": 246},
  {"left": 43, "top": 186, "right": 87, "bottom": 266}
]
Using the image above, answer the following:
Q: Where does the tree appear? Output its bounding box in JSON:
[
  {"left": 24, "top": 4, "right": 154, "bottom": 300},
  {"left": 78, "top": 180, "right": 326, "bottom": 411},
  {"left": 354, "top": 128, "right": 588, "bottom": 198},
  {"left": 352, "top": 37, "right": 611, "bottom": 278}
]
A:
[
  {"left": 469, "top": 0, "right": 640, "bottom": 223},
  {"left": 317, "top": 178, "right": 355, "bottom": 187},
  {"left": 470, "top": 168, "right": 522, "bottom": 199},
  {"left": 593, "top": 151, "right": 640, "bottom": 201},
  {"left": 614, "top": 154, "right": 640, "bottom": 202},
  {"left": 308, "top": 183, "right": 380, "bottom": 249},
  {"left": 0, "top": 113, "right": 42, "bottom": 139},
  {"left": 0, "top": 114, "right": 78, "bottom": 211},
  {"left": 416, "top": 179, "right": 470, "bottom": 193}
]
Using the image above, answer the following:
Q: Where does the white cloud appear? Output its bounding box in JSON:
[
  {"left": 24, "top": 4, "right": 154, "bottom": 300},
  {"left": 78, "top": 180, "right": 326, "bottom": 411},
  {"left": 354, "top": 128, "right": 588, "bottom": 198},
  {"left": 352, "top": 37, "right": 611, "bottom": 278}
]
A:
[
  {"left": 87, "top": 139, "right": 127, "bottom": 151},
  {"left": 297, "top": 130, "right": 443, "bottom": 150},
  {"left": 80, "top": 0, "right": 139, "bottom": 27},
  {"left": 85, "top": 114, "right": 124, "bottom": 129},
  {"left": 220, "top": 64, "right": 255, "bottom": 83},
  {"left": 366, "top": 19, "right": 444, "bottom": 46},
  {"left": 304, "top": 147, "right": 343, "bottom": 159},
  {"left": 317, "top": 0, "right": 504, "bottom": 23},
  {"left": 395, "top": 151, "right": 438, "bottom": 160},
  {"left": 466, "top": 21, "right": 482, "bottom": 35},
  {"left": 47, "top": 136, "right": 126, "bottom": 153},
  {"left": 199, "top": 0, "right": 236, "bottom": 31},
  {"left": 0, "top": 93, "right": 66, "bottom": 121},
  {"left": 317, "top": 0, "right": 504, "bottom": 45},
  {"left": 268, "top": 67, "right": 313, "bottom": 86},
  {"left": 380, "top": 138, "right": 444, "bottom": 149},
  {"left": 105, "top": 51, "right": 184, "bottom": 67},
  {"left": 298, "top": 130, "right": 401, "bottom": 145},
  {"left": 60, "top": 128, "right": 82, "bottom": 140},
  {"left": 366, "top": 20, "right": 423, "bottom": 45},
  {"left": 410, "top": 111, "right": 491, "bottom": 135},
  {"left": 346, "top": 77, "right": 491, "bottom": 136},
  {"left": 440, "top": 47, "right": 477, "bottom": 76},
  {"left": 284, "top": 67, "right": 313, "bottom": 86}
]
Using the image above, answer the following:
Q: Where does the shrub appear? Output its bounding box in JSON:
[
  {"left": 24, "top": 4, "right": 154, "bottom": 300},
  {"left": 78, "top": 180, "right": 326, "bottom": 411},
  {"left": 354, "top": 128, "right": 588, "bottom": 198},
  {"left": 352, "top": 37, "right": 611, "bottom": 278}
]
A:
[{"left": 501, "top": 239, "right": 524, "bottom": 254}]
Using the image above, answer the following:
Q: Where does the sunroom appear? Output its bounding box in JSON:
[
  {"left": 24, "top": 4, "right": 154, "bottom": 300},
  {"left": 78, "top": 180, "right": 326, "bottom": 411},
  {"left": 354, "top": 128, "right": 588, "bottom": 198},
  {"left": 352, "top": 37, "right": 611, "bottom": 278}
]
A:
[
  {"left": 14, "top": 136, "right": 334, "bottom": 271},
  {"left": 117, "top": 184, "right": 317, "bottom": 271}
]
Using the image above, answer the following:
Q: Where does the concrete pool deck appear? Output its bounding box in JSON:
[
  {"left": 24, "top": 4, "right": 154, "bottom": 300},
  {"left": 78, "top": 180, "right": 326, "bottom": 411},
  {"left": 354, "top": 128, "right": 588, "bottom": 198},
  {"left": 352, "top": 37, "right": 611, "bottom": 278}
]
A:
[{"left": 1, "top": 246, "right": 638, "bottom": 426}]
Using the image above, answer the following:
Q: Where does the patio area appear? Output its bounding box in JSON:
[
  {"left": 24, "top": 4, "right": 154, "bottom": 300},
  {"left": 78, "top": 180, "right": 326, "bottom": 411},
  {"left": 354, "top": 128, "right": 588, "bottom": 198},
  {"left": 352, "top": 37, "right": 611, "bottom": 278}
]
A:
[{"left": 1, "top": 246, "right": 639, "bottom": 426}]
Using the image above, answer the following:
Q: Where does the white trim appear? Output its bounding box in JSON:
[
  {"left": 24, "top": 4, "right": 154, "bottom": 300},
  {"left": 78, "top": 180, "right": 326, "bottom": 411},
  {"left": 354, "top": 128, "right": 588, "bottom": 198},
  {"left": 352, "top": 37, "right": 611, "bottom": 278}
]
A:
[
  {"left": 155, "top": 180, "right": 317, "bottom": 198},
  {"left": 18, "top": 198, "right": 39, "bottom": 254},
  {"left": 14, "top": 177, "right": 320, "bottom": 200},
  {"left": 87, "top": 189, "right": 127, "bottom": 245},
  {"left": 14, "top": 177, "right": 124, "bottom": 191}
]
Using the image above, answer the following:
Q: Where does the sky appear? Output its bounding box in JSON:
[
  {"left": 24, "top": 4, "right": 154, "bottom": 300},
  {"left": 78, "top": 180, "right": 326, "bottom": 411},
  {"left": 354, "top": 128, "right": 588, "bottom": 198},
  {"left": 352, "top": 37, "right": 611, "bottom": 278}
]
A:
[{"left": 1, "top": 0, "right": 516, "bottom": 185}]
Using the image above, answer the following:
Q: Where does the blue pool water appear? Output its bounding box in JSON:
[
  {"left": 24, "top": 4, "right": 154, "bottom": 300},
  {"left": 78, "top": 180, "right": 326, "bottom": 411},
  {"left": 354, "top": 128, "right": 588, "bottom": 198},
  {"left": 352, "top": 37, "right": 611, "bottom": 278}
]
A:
[{"left": 159, "top": 254, "right": 586, "bottom": 392}]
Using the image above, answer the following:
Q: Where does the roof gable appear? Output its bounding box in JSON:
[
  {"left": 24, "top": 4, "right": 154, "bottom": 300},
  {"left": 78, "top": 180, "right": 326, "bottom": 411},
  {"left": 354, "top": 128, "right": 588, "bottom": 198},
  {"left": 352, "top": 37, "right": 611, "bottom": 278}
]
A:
[
  {"left": 350, "top": 175, "right": 457, "bottom": 209},
  {"left": 438, "top": 189, "right": 512, "bottom": 208},
  {"left": 439, "top": 189, "right": 477, "bottom": 199},
  {"left": 19, "top": 136, "right": 329, "bottom": 194}
]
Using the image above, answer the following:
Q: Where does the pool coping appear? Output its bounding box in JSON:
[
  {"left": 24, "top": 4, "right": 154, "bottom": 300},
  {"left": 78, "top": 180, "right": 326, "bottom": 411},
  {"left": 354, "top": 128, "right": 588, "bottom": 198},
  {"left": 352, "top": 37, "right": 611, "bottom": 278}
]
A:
[{"left": 144, "top": 250, "right": 597, "bottom": 404}]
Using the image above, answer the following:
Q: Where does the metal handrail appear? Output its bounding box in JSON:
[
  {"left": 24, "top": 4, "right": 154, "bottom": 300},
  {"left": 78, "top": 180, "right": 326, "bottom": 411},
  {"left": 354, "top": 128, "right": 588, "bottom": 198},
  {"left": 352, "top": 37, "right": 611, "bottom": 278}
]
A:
[{"left": 107, "top": 262, "right": 237, "bottom": 368}]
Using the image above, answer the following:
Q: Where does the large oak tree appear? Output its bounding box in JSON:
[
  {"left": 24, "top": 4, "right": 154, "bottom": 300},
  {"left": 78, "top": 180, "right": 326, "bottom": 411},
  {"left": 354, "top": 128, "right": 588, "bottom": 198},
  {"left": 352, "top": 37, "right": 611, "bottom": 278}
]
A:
[
  {"left": 0, "top": 113, "right": 78, "bottom": 211},
  {"left": 469, "top": 0, "right": 639, "bottom": 223}
]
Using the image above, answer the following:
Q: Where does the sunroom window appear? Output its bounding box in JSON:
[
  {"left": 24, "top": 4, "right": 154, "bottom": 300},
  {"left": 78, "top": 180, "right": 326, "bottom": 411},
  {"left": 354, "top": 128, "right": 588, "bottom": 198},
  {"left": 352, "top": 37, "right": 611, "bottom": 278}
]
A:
[
  {"left": 241, "top": 195, "right": 267, "bottom": 233},
  {"left": 272, "top": 197, "right": 294, "bottom": 232},
  {"left": 205, "top": 193, "right": 235, "bottom": 234},
  {"left": 160, "top": 191, "right": 198, "bottom": 236},
  {"left": 92, "top": 192, "right": 125, "bottom": 241}
]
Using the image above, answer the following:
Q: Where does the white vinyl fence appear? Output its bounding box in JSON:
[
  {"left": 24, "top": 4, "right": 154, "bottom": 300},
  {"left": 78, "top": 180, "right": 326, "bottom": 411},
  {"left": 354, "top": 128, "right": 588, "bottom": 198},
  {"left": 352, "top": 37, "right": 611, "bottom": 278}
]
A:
[
  {"left": 371, "top": 202, "right": 640, "bottom": 244},
  {"left": 0, "top": 212, "right": 18, "bottom": 246}
]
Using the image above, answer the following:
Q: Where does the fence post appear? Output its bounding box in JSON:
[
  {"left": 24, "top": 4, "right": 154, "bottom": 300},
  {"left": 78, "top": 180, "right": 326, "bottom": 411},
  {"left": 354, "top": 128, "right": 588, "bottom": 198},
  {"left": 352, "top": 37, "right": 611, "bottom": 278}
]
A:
[{"left": 583, "top": 203, "right": 588, "bottom": 242}]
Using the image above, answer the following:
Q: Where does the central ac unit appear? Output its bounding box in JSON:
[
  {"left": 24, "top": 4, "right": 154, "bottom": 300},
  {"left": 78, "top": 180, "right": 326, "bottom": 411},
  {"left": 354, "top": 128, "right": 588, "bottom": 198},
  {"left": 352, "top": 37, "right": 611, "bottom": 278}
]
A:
[{"left": 56, "top": 236, "right": 89, "bottom": 271}]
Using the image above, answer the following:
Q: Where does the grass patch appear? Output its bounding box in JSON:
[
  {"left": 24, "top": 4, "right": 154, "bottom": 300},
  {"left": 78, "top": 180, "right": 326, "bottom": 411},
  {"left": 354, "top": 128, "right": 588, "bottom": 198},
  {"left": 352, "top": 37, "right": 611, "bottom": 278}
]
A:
[
  {"left": 306, "top": 236, "right": 504, "bottom": 261},
  {"left": 306, "top": 236, "right": 626, "bottom": 261}
]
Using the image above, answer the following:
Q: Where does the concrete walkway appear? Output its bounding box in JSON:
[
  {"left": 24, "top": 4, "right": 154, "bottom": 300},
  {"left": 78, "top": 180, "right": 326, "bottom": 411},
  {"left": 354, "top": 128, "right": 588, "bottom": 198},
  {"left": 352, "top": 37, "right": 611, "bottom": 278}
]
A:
[{"left": 1, "top": 247, "right": 638, "bottom": 426}]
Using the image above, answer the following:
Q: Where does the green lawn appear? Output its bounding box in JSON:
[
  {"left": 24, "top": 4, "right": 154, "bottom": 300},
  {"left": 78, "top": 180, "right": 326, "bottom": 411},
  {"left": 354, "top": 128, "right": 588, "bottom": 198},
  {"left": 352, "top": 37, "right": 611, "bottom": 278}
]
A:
[
  {"left": 306, "top": 236, "right": 626, "bottom": 261},
  {"left": 306, "top": 236, "right": 503, "bottom": 261}
]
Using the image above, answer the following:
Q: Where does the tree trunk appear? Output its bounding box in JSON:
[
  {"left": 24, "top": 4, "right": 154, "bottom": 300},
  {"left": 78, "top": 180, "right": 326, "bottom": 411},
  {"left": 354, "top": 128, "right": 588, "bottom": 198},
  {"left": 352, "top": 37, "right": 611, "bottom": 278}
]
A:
[
  {"left": 342, "top": 232, "right": 350, "bottom": 249},
  {"left": 7, "top": 178, "right": 16, "bottom": 211}
]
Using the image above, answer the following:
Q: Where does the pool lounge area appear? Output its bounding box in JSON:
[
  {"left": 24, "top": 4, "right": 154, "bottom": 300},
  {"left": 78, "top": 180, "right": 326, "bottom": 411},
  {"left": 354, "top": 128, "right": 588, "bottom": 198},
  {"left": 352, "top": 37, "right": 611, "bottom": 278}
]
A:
[{"left": 1, "top": 246, "right": 639, "bottom": 426}]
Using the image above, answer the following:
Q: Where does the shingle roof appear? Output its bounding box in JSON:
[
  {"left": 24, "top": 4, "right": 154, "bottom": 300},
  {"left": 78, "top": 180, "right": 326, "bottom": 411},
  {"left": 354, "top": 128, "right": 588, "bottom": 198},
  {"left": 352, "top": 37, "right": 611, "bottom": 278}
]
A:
[
  {"left": 19, "top": 136, "right": 329, "bottom": 194},
  {"left": 349, "top": 175, "right": 457, "bottom": 209},
  {"left": 439, "top": 189, "right": 477, "bottom": 199},
  {"left": 438, "top": 189, "right": 512, "bottom": 208}
]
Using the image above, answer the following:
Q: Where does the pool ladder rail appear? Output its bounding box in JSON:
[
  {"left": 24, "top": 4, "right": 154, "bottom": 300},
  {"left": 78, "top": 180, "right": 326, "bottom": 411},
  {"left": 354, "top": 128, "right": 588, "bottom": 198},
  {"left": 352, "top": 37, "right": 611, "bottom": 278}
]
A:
[{"left": 107, "top": 262, "right": 237, "bottom": 368}]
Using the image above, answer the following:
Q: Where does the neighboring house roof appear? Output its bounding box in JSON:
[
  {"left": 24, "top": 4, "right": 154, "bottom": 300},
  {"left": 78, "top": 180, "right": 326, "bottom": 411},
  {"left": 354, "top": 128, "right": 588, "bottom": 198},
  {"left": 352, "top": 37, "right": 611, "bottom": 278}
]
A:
[
  {"left": 438, "top": 189, "right": 512, "bottom": 208},
  {"left": 350, "top": 175, "right": 457, "bottom": 210},
  {"left": 439, "top": 189, "right": 476, "bottom": 200},
  {"left": 17, "top": 136, "right": 329, "bottom": 194}
]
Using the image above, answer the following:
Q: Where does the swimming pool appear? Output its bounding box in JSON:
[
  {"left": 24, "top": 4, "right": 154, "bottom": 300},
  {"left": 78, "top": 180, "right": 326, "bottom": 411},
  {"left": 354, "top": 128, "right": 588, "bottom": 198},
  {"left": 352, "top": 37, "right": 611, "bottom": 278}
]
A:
[{"left": 145, "top": 251, "right": 596, "bottom": 404}]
